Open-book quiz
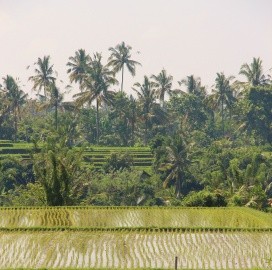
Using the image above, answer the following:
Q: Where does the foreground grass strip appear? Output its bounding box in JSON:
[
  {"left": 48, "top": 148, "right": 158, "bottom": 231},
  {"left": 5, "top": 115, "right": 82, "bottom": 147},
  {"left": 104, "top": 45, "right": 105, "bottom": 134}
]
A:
[
  {"left": 0, "top": 226, "right": 272, "bottom": 233},
  {"left": 0, "top": 269, "right": 268, "bottom": 270},
  {"left": 0, "top": 230, "right": 271, "bottom": 269}
]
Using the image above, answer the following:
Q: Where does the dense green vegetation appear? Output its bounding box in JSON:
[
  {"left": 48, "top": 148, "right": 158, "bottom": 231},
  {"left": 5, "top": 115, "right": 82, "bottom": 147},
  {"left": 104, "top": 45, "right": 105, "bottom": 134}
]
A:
[{"left": 0, "top": 42, "right": 272, "bottom": 208}]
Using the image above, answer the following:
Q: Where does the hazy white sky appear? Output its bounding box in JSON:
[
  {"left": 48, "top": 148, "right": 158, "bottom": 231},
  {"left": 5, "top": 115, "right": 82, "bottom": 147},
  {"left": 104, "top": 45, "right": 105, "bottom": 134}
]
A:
[{"left": 1, "top": 0, "right": 271, "bottom": 99}]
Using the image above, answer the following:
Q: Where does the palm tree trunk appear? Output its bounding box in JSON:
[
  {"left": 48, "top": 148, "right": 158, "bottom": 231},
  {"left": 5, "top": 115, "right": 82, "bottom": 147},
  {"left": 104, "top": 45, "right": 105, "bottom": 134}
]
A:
[
  {"left": 221, "top": 99, "right": 224, "bottom": 136},
  {"left": 96, "top": 98, "right": 100, "bottom": 145},
  {"left": 131, "top": 120, "right": 135, "bottom": 146},
  {"left": 55, "top": 102, "right": 58, "bottom": 131},
  {"left": 176, "top": 171, "right": 182, "bottom": 198},
  {"left": 14, "top": 108, "right": 17, "bottom": 142},
  {"left": 160, "top": 92, "right": 165, "bottom": 108},
  {"left": 144, "top": 117, "right": 148, "bottom": 146},
  {"left": 121, "top": 65, "right": 124, "bottom": 92},
  {"left": 124, "top": 118, "right": 129, "bottom": 146}
]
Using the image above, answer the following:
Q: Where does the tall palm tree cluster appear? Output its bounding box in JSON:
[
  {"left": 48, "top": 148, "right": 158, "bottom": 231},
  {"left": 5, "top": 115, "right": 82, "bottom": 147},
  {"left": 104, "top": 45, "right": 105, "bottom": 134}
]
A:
[
  {"left": 0, "top": 76, "right": 27, "bottom": 141},
  {"left": 0, "top": 41, "right": 271, "bottom": 147}
]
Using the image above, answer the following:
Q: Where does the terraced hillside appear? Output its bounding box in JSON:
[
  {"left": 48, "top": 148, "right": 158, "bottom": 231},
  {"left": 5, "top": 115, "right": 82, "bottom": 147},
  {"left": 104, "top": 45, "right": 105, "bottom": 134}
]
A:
[
  {"left": 0, "top": 140, "right": 32, "bottom": 159},
  {"left": 0, "top": 207, "right": 272, "bottom": 269},
  {"left": 0, "top": 140, "right": 153, "bottom": 171},
  {"left": 83, "top": 146, "right": 153, "bottom": 170}
]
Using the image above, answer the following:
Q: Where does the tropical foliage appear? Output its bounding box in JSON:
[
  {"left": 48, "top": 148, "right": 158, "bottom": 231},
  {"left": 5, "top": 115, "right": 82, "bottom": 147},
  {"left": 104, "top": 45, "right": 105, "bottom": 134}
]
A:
[
  {"left": 0, "top": 45, "right": 271, "bottom": 208},
  {"left": 108, "top": 41, "right": 141, "bottom": 92}
]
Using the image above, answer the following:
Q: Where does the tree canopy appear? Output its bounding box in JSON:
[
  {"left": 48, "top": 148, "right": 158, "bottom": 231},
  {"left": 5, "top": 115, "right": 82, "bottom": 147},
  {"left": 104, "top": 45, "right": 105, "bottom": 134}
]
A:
[{"left": 0, "top": 44, "right": 272, "bottom": 208}]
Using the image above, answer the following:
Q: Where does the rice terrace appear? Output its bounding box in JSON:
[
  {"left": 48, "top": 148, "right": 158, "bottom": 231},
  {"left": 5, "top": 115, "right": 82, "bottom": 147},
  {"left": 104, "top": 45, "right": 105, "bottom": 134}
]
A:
[
  {"left": 0, "top": 206, "right": 272, "bottom": 269},
  {"left": 1, "top": 0, "right": 272, "bottom": 270}
]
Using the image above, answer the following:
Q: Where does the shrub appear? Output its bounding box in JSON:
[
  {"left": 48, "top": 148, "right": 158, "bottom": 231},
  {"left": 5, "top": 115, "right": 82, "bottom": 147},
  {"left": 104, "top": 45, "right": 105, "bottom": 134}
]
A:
[
  {"left": 181, "top": 189, "right": 227, "bottom": 207},
  {"left": 102, "top": 152, "right": 133, "bottom": 173}
]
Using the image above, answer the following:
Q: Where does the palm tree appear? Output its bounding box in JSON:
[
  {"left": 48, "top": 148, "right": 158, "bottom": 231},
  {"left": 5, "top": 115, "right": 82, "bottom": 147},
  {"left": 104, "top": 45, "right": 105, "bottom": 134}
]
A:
[
  {"left": 151, "top": 69, "right": 173, "bottom": 107},
  {"left": 38, "top": 83, "right": 63, "bottom": 131},
  {"left": 74, "top": 53, "right": 117, "bottom": 144},
  {"left": 2, "top": 75, "right": 27, "bottom": 141},
  {"left": 239, "top": 57, "right": 269, "bottom": 86},
  {"left": 161, "top": 135, "right": 190, "bottom": 198},
  {"left": 129, "top": 95, "right": 137, "bottom": 146},
  {"left": 50, "top": 84, "right": 62, "bottom": 131},
  {"left": 108, "top": 41, "right": 141, "bottom": 92},
  {"left": 133, "top": 76, "right": 157, "bottom": 145},
  {"left": 67, "top": 49, "right": 91, "bottom": 91},
  {"left": 108, "top": 92, "right": 133, "bottom": 146},
  {"left": 0, "top": 84, "right": 10, "bottom": 128},
  {"left": 28, "top": 56, "right": 56, "bottom": 99},
  {"left": 212, "top": 72, "right": 235, "bottom": 135},
  {"left": 32, "top": 142, "right": 83, "bottom": 206},
  {"left": 178, "top": 75, "right": 205, "bottom": 96}
]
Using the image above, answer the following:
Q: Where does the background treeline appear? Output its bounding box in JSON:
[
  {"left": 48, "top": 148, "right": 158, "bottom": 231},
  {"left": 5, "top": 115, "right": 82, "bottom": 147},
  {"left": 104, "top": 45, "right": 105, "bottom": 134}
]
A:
[{"left": 0, "top": 42, "right": 272, "bottom": 208}]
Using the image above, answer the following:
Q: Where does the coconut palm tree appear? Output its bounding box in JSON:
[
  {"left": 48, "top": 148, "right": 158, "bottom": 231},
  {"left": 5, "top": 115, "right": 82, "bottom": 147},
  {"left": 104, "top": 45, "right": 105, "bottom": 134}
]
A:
[
  {"left": 212, "top": 72, "right": 235, "bottom": 135},
  {"left": 133, "top": 76, "right": 157, "bottom": 145},
  {"left": 74, "top": 53, "right": 117, "bottom": 144},
  {"left": 129, "top": 95, "right": 137, "bottom": 146},
  {"left": 108, "top": 41, "right": 141, "bottom": 92},
  {"left": 2, "top": 75, "right": 27, "bottom": 141},
  {"left": 67, "top": 49, "right": 91, "bottom": 91},
  {"left": 37, "top": 82, "right": 63, "bottom": 131},
  {"left": 178, "top": 75, "right": 205, "bottom": 97},
  {"left": 161, "top": 135, "right": 190, "bottom": 198},
  {"left": 151, "top": 69, "right": 173, "bottom": 107},
  {"left": 239, "top": 57, "right": 270, "bottom": 86},
  {"left": 51, "top": 84, "right": 63, "bottom": 131},
  {"left": 32, "top": 142, "right": 83, "bottom": 206},
  {"left": 28, "top": 56, "right": 56, "bottom": 99},
  {"left": 0, "top": 83, "right": 10, "bottom": 127}
]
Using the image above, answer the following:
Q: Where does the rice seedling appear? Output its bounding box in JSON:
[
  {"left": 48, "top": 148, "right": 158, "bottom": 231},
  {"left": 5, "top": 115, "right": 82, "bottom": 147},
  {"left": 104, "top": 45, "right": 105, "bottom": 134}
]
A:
[
  {"left": 0, "top": 207, "right": 271, "bottom": 269},
  {"left": 1, "top": 207, "right": 272, "bottom": 229}
]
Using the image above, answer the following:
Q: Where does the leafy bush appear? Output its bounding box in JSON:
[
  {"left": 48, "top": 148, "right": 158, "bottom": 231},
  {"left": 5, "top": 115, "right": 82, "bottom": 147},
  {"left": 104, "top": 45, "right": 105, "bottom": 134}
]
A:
[
  {"left": 102, "top": 152, "right": 133, "bottom": 172},
  {"left": 2, "top": 182, "right": 46, "bottom": 206},
  {"left": 182, "top": 189, "right": 227, "bottom": 207},
  {"left": 0, "top": 156, "right": 34, "bottom": 193},
  {"left": 83, "top": 169, "right": 158, "bottom": 206}
]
